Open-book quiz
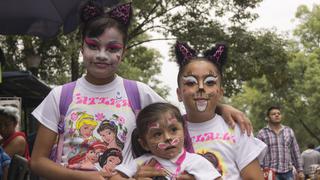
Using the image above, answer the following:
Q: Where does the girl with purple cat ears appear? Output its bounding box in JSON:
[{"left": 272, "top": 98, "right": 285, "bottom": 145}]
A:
[{"left": 175, "top": 41, "right": 267, "bottom": 179}]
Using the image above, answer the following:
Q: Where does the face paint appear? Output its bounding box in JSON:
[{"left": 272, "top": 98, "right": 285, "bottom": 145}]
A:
[
  {"left": 84, "top": 37, "right": 123, "bottom": 52},
  {"left": 195, "top": 100, "right": 208, "bottom": 112},
  {"left": 148, "top": 122, "right": 160, "bottom": 129},
  {"left": 204, "top": 75, "right": 218, "bottom": 85},
  {"left": 182, "top": 76, "right": 197, "bottom": 86},
  {"left": 84, "top": 37, "right": 123, "bottom": 65},
  {"left": 167, "top": 117, "right": 178, "bottom": 125},
  {"left": 157, "top": 137, "right": 180, "bottom": 149}
]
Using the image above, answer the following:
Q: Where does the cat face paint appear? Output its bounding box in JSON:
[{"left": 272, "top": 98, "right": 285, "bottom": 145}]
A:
[
  {"left": 182, "top": 74, "right": 218, "bottom": 112},
  {"left": 82, "top": 27, "right": 124, "bottom": 84},
  {"left": 143, "top": 112, "right": 184, "bottom": 160},
  {"left": 157, "top": 138, "right": 180, "bottom": 149},
  {"left": 177, "top": 60, "right": 223, "bottom": 116}
]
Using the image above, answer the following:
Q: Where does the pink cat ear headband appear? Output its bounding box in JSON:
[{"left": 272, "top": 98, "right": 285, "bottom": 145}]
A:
[
  {"left": 80, "top": 0, "right": 132, "bottom": 27},
  {"left": 175, "top": 41, "right": 228, "bottom": 70}
]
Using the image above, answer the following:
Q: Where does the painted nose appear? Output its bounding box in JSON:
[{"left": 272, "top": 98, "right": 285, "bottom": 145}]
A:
[
  {"left": 163, "top": 132, "right": 172, "bottom": 141},
  {"left": 96, "top": 50, "right": 110, "bottom": 61},
  {"left": 198, "top": 81, "right": 204, "bottom": 91}
]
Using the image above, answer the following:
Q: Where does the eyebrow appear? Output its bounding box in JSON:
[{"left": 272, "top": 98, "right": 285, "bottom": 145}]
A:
[
  {"left": 183, "top": 73, "right": 218, "bottom": 78},
  {"left": 85, "top": 37, "right": 123, "bottom": 45}
]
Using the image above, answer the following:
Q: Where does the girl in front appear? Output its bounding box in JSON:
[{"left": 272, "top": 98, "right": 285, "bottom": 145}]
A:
[{"left": 111, "top": 102, "right": 221, "bottom": 180}]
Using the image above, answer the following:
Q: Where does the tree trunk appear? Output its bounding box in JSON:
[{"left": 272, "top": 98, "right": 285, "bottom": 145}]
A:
[
  {"left": 71, "top": 54, "right": 79, "bottom": 81},
  {"left": 298, "top": 118, "right": 320, "bottom": 143}
]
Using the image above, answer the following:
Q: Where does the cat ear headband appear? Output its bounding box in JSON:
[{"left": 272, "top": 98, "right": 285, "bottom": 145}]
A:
[
  {"left": 80, "top": 0, "right": 132, "bottom": 27},
  {"left": 175, "top": 41, "right": 228, "bottom": 69}
]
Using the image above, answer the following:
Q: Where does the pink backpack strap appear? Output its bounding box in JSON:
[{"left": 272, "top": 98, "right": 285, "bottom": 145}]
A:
[
  {"left": 53, "top": 81, "right": 76, "bottom": 163},
  {"left": 123, "top": 79, "right": 141, "bottom": 115},
  {"left": 182, "top": 115, "right": 195, "bottom": 153}
]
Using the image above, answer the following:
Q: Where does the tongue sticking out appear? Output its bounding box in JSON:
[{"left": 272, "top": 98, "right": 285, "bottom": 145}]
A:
[{"left": 196, "top": 100, "right": 207, "bottom": 112}]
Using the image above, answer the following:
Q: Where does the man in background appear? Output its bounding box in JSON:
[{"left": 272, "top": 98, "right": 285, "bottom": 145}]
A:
[
  {"left": 301, "top": 143, "right": 320, "bottom": 179},
  {"left": 257, "top": 106, "right": 304, "bottom": 180}
]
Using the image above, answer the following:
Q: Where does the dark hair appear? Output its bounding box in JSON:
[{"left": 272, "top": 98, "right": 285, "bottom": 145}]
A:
[
  {"left": 97, "top": 120, "right": 124, "bottom": 149},
  {"left": 131, "top": 102, "right": 184, "bottom": 157},
  {"left": 177, "top": 58, "right": 226, "bottom": 88},
  {"left": 79, "top": 2, "right": 132, "bottom": 46},
  {"left": 307, "top": 143, "right": 315, "bottom": 149},
  {"left": 175, "top": 42, "right": 227, "bottom": 87},
  {"left": 98, "top": 148, "right": 123, "bottom": 167},
  {"left": 266, "top": 106, "right": 281, "bottom": 116},
  {"left": 81, "top": 16, "right": 129, "bottom": 46}
]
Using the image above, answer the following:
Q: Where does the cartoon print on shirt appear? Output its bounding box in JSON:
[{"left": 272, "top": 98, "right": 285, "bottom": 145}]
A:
[
  {"left": 192, "top": 128, "right": 237, "bottom": 177},
  {"left": 67, "top": 141, "right": 107, "bottom": 170},
  {"left": 75, "top": 112, "right": 98, "bottom": 143},
  {"left": 98, "top": 148, "right": 123, "bottom": 176},
  {"left": 201, "top": 151, "right": 223, "bottom": 175},
  {"left": 97, "top": 114, "right": 128, "bottom": 150}
]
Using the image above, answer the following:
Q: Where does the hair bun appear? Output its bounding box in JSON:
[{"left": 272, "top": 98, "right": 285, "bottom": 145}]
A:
[{"left": 80, "top": 0, "right": 104, "bottom": 23}]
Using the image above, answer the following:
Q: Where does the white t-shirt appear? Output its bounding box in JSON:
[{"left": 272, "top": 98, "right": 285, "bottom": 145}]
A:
[
  {"left": 116, "top": 150, "right": 221, "bottom": 180},
  {"left": 187, "top": 114, "right": 267, "bottom": 180},
  {"left": 32, "top": 75, "right": 164, "bottom": 171}
]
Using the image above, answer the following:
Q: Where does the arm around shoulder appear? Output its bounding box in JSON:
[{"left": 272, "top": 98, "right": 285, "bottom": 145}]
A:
[{"left": 216, "top": 104, "right": 252, "bottom": 135}]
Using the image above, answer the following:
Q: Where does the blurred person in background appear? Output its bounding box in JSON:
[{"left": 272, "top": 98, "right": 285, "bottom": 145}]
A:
[
  {"left": 0, "top": 105, "right": 29, "bottom": 159},
  {"left": 301, "top": 143, "right": 320, "bottom": 179}
]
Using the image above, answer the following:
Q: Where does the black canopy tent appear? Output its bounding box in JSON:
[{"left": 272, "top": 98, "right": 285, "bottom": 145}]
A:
[
  {"left": 0, "top": 71, "right": 51, "bottom": 107},
  {"left": 0, "top": 71, "right": 51, "bottom": 134}
]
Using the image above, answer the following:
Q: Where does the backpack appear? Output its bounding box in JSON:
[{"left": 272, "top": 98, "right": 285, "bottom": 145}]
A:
[{"left": 50, "top": 78, "right": 141, "bottom": 163}]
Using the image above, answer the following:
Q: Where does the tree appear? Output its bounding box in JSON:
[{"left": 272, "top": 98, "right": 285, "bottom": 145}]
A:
[
  {"left": 228, "top": 5, "right": 320, "bottom": 146},
  {"left": 0, "top": 0, "right": 263, "bottom": 98}
]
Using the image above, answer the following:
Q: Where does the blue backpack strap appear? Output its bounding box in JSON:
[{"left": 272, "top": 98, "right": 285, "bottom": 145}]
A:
[
  {"left": 183, "top": 115, "right": 195, "bottom": 153},
  {"left": 51, "top": 81, "right": 76, "bottom": 163},
  {"left": 123, "top": 79, "right": 141, "bottom": 115}
]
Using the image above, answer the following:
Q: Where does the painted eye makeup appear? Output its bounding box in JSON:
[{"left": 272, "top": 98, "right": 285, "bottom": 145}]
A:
[
  {"left": 104, "top": 43, "right": 123, "bottom": 53},
  {"left": 204, "top": 75, "right": 218, "bottom": 86},
  {"left": 182, "top": 76, "right": 198, "bottom": 86},
  {"left": 84, "top": 37, "right": 123, "bottom": 53},
  {"left": 84, "top": 38, "right": 99, "bottom": 50}
]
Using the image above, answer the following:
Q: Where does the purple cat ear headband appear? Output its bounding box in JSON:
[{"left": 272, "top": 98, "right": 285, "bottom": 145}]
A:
[
  {"left": 81, "top": 0, "right": 132, "bottom": 27},
  {"left": 175, "top": 41, "right": 228, "bottom": 69}
]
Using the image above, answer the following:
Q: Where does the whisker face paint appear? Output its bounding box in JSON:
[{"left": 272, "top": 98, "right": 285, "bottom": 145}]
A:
[{"left": 157, "top": 138, "right": 180, "bottom": 149}]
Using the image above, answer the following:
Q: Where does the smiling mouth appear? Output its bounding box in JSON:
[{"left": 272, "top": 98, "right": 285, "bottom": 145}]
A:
[{"left": 94, "top": 62, "right": 113, "bottom": 68}]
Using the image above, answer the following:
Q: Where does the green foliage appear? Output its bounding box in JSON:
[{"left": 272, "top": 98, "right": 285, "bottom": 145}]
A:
[
  {"left": 294, "top": 4, "right": 320, "bottom": 52},
  {"left": 228, "top": 4, "right": 320, "bottom": 148},
  {"left": 0, "top": 0, "right": 264, "bottom": 98}
]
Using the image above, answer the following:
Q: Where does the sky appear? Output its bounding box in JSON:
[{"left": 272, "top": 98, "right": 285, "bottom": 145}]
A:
[{"left": 147, "top": 0, "right": 319, "bottom": 109}]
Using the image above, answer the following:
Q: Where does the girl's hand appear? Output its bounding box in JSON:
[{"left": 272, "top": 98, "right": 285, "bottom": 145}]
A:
[
  {"left": 101, "top": 167, "right": 117, "bottom": 177},
  {"left": 217, "top": 104, "right": 252, "bottom": 135},
  {"left": 134, "top": 159, "right": 166, "bottom": 180}
]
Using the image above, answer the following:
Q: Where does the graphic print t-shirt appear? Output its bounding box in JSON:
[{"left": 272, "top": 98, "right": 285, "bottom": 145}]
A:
[
  {"left": 187, "top": 114, "right": 267, "bottom": 180},
  {"left": 32, "top": 76, "right": 164, "bottom": 172}
]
